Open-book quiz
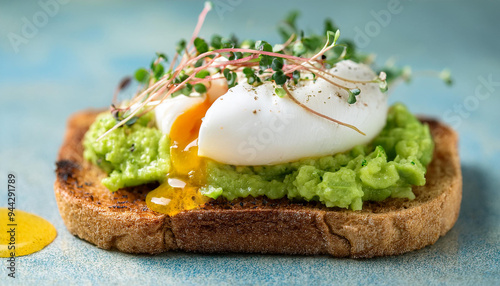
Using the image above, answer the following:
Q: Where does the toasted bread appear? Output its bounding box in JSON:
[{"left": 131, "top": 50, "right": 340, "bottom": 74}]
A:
[{"left": 54, "top": 110, "right": 461, "bottom": 258}]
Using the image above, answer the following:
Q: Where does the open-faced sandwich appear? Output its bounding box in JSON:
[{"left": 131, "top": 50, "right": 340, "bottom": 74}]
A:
[{"left": 54, "top": 3, "right": 461, "bottom": 258}]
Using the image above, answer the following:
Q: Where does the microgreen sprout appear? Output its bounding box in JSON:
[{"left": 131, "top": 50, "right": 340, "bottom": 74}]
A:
[
  {"left": 283, "top": 85, "right": 366, "bottom": 135},
  {"left": 134, "top": 68, "right": 149, "bottom": 84},
  {"left": 376, "top": 71, "right": 388, "bottom": 92},
  {"left": 439, "top": 69, "right": 453, "bottom": 86},
  {"left": 98, "top": 3, "right": 450, "bottom": 140},
  {"left": 194, "top": 83, "right": 207, "bottom": 93},
  {"left": 275, "top": 87, "right": 286, "bottom": 98},
  {"left": 112, "top": 77, "right": 132, "bottom": 105},
  {"left": 347, "top": 88, "right": 361, "bottom": 104}
]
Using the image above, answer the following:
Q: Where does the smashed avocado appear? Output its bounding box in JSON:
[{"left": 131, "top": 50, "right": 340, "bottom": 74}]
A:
[
  {"left": 202, "top": 103, "right": 434, "bottom": 210},
  {"left": 83, "top": 103, "right": 433, "bottom": 210},
  {"left": 83, "top": 112, "right": 170, "bottom": 191}
]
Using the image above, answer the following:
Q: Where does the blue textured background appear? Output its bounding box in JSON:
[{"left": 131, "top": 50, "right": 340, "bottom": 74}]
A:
[{"left": 1, "top": 0, "right": 499, "bottom": 285}]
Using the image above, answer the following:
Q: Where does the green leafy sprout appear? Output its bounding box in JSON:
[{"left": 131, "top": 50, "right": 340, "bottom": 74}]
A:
[{"left": 101, "top": 3, "right": 452, "bottom": 141}]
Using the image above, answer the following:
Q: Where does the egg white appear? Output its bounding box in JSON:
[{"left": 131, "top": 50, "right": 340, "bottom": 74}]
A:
[{"left": 197, "top": 60, "right": 388, "bottom": 165}]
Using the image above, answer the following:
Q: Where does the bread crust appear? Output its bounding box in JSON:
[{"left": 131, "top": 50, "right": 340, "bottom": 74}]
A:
[{"left": 54, "top": 110, "right": 462, "bottom": 258}]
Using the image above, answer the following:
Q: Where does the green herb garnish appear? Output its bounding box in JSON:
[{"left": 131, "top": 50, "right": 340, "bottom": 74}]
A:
[{"left": 100, "top": 1, "right": 450, "bottom": 140}]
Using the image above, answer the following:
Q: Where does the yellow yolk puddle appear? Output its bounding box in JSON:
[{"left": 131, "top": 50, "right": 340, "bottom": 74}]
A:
[
  {"left": 146, "top": 97, "right": 212, "bottom": 216},
  {"left": 0, "top": 208, "right": 57, "bottom": 257}
]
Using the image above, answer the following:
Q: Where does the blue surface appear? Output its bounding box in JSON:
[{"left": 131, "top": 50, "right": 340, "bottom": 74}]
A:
[{"left": 1, "top": 0, "right": 499, "bottom": 285}]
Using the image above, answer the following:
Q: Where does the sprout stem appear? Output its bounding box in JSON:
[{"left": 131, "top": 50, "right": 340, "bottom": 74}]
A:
[
  {"left": 283, "top": 85, "right": 365, "bottom": 136},
  {"left": 187, "top": 1, "right": 212, "bottom": 51}
]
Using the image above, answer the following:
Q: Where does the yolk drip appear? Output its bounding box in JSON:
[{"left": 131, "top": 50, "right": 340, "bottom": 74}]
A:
[
  {"left": 146, "top": 97, "right": 212, "bottom": 216},
  {"left": 0, "top": 208, "right": 57, "bottom": 257}
]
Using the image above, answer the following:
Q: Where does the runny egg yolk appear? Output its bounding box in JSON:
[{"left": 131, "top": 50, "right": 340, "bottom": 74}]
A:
[
  {"left": 146, "top": 96, "right": 212, "bottom": 216},
  {"left": 0, "top": 208, "right": 57, "bottom": 257}
]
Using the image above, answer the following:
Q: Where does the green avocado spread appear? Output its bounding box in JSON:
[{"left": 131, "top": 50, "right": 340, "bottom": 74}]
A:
[
  {"left": 83, "top": 112, "right": 170, "bottom": 191},
  {"left": 83, "top": 103, "right": 433, "bottom": 210}
]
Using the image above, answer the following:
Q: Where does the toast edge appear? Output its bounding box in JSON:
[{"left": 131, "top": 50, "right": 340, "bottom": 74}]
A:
[{"left": 54, "top": 111, "right": 462, "bottom": 258}]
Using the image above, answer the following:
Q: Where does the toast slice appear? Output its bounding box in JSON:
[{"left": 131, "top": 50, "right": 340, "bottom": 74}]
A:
[{"left": 54, "top": 110, "right": 462, "bottom": 258}]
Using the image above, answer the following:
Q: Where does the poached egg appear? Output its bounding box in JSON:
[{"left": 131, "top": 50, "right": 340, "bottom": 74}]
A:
[
  {"left": 198, "top": 60, "right": 388, "bottom": 165},
  {"left": 148, "top": 60, "right": 387, "bottom": 215}
]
